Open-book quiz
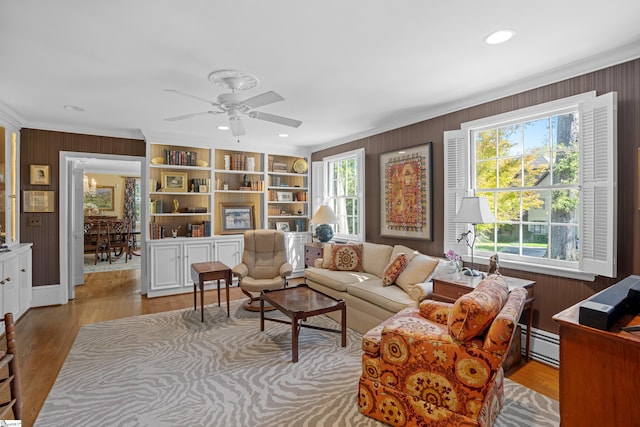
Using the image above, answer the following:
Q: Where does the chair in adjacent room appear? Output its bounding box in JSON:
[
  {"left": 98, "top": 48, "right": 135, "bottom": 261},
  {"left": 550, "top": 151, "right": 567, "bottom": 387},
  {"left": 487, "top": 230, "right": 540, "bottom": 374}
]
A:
[
  {"left": 358, "top": 274, "right": 527, "bottom": 427},
  {"left": 83, "top": 221, "right": 109, "bottom": 264},
  {"left": 0, "top": 313, "right": 22, "bottom": 420},
  {"left": 232, "top": 229, "right": 293, "bottom": 311},
  {"left": 107, "top": 220, "right": 132, "bottom": 263}
]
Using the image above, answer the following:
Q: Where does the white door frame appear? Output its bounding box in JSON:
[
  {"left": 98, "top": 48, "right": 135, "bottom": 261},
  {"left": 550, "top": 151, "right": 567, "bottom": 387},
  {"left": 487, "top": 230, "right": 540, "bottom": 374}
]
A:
[{"left": 59, "top": 151, "right": 144, "bottom": 304}]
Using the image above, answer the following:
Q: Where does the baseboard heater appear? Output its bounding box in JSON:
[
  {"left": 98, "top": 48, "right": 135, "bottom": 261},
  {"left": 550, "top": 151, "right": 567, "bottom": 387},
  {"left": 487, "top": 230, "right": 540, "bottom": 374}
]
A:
[{"left": 520, "top": 324, "right": 559, "bottom": 368}]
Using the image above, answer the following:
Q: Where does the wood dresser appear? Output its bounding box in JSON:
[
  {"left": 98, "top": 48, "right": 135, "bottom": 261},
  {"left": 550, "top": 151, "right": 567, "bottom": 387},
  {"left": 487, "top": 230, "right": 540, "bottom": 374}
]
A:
[
  {"left": 304, "top": 242, "right": 323, "bottom": 268},
  {"left": 553, "top": 303, "right": 640, "bottom": 426}
]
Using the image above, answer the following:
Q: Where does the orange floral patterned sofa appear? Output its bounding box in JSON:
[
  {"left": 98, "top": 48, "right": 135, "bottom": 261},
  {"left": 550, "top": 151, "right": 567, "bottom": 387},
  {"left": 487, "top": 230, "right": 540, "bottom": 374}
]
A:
[{"left": 357, "top": 274, "right": 527, "bottom": 427}]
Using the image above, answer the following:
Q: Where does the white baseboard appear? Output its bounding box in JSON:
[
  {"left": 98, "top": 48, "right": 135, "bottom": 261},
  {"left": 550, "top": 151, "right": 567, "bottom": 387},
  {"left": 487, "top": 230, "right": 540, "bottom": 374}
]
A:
[
  {"left": 520, "top": 324, "right": 559, "bottom": 368},
  {"left": 32, "top": 284, "right": 62, "bottom": 307}
]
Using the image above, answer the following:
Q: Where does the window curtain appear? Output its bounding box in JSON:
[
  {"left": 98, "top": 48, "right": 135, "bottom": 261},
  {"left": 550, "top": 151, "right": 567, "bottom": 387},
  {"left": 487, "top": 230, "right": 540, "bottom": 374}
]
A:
[{"left": 123, "top": 177, "right": 137, "bottom": 224}]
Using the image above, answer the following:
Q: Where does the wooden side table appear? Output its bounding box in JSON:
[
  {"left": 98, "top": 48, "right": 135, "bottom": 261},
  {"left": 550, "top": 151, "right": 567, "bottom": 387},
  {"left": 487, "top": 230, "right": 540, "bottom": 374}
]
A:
[
  {"left": 190, "top": 261, "right": 232, "bottom": 322},
  {"left": 431, "top": 273, "right": 535, "bottom": 361},
  {"left": 304, "top": 242, "right": 323, "bottom": 268}
]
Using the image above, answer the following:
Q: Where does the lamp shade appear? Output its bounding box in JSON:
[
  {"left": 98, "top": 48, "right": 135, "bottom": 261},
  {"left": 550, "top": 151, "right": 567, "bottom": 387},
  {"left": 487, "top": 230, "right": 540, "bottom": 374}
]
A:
[
  {"left": 453, "top": 197, "right": 495, "bottom": 224},
  {"left": 311, "top": 204, "right": 338, "bottom": 224}
]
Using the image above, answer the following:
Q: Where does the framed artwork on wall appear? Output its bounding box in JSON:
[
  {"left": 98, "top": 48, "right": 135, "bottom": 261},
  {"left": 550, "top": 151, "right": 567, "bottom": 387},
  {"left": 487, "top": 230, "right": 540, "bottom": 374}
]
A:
[
  {"left": 221, "top": 203, "right": 255, "bottom": 234},
  {"left": 30, "top": 164, "right": 50, "bottom": 185},
  {"left": 84, "top": 186, "right": 114, "bottom": 210},
  {"left": 24, "top": 190, "right": 55, "bottom": 212},
  {"left": 275, "top": 221, "right": 290, "bottom": 232},
  {"left": 379, "top": 142, "right": 433, "bottom": 240}
]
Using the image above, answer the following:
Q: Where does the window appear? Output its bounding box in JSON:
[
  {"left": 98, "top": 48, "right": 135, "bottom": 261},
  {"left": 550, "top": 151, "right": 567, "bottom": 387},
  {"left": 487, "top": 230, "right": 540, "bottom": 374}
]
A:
[
  {"left": 444, "top": 92, "right": 617, "bottom": 279},
  {"left": 320, "top": 148, "right": 365, "bottom": 241}
]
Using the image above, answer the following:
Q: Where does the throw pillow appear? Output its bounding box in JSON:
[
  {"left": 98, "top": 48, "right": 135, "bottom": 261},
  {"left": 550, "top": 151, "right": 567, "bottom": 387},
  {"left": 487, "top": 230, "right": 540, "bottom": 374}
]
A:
[
  {"left": 381, "top": 253, "right": 409, "bottom": 286},
  {"left": 394, "top": 254, "right": 440, "bottom": 297},
  {"left": 329, "top": 243, "right": 364, "bottom": 272},
  {"left": 321, "top": 243, "right": 333, "bottom": 269},
  {"left": 448, "top": 275, "right": 509, "bottom": 342}
]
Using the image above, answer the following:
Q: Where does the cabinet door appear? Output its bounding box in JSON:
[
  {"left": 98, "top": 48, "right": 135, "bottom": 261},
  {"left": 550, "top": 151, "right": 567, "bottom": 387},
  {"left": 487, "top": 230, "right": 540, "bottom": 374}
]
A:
[
  {"left": 183, "top": 241, "right": 213, "bottom": 287},
  {"left": 214, "top": 237, "right": 243, "bottom": 271},
  {"left": 2, "top": 255, "right": 19, "bottom": 317},
  {"left": 18, "top": 249, "right": 32, "bottom": 319},
  {"left": 149, "top": 243, "right": 182, "bottom": 290}
]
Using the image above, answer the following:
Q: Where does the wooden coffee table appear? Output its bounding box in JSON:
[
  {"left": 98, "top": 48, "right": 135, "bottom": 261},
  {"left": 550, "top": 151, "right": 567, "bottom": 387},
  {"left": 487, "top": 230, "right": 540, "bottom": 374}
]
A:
[{"left": 260, "top": 284, "right": 346, "bottom": 363}]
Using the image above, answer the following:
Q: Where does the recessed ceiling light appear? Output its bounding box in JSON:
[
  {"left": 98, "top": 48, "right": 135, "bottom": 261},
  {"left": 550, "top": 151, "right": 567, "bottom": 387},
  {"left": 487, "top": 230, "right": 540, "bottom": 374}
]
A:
[
  {"left": 278, "top": 133, "right": 289, "bottom": 138},
  {"left": 485, "top": 29, "right": 515, "bottom": 45},
  {"left": 63, "top": 105, "right": 85, "bottom": 112},
  {"left": 398, "top": 151, "right": 406, "bottom": 154},
  {"left": 217, "top": 125, "right": 230, "bottom": 131}
]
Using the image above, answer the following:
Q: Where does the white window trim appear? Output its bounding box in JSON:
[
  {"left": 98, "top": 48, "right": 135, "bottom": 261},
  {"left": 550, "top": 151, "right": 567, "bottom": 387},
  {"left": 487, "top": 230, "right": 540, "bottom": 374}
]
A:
[
  {"left": 322, "top": 148, "right": 365, "bottom": 242},
  {"left": 444, "top": 91, "right": 617, "bottom": 281}
]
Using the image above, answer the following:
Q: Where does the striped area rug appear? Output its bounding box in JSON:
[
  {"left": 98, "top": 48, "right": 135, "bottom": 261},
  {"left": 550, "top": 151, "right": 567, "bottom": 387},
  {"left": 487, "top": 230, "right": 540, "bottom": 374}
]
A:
[{"left": 35, "top": 301, "right": 559, "bottom": 427}]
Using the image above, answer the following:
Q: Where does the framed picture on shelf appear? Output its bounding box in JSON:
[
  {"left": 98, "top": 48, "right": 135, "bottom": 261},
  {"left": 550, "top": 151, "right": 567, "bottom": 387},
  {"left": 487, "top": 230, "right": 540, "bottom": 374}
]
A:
[
  {"left": 24, "top": 190, "right": 55, "bottom": 212},
  {"left": 380, "top": 142, "right": 433, "bottom": 240},
  {"left": 160, "top": 171, "right": 188, "bottom": 192},
  {"left": 221, "top": 203, "right": 255, "bottom": 234},
  {"left": 84, "top": 186, "right": 114, "bottom": 210},
  {"left": 276, "top": 191, "right": 293, "bottom": 201},
  {"left": 275, "top": 221, "right": 290, "bottom": 232},
  {"left": 30, "top": 164, "right": 50, "bottom": 185}
]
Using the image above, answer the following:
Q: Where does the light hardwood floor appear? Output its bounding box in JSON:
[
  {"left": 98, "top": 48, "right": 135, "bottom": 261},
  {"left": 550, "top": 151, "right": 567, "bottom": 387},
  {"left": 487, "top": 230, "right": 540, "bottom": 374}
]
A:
[{"left": 8, "top": 268, "right": 559, "bottom": 426}]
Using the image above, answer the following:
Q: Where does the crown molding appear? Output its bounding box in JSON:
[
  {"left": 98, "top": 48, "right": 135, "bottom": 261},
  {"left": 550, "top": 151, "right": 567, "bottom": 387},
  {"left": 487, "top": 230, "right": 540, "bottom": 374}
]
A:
[{"left": 22, "top": 121, "right": 144, "bottom": 140}]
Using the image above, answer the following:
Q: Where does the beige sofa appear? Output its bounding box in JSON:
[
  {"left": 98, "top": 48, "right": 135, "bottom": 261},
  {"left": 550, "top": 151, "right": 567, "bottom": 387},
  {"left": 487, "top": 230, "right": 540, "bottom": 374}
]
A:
[{"left": 304, "top": 242, "right": 448, "bottom": 333}]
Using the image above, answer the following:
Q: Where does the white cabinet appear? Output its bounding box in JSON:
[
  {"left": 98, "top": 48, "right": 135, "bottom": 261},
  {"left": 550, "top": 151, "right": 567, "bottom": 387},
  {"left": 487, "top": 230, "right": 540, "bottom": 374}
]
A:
[
  {"left": 286, "top": 232, "right": 312, "bottom": 277},
  {"left": 148, "top": 238, "right": 215, "bottom": 297},
  {"left": 213, "top": 235, "right": 243, "bottom": 272},
  {"left": 18, "top": 247, "right": 32, "bottom": 318},
  {"left": 0, "top": 244, "right": 32, "bottom": 333}
]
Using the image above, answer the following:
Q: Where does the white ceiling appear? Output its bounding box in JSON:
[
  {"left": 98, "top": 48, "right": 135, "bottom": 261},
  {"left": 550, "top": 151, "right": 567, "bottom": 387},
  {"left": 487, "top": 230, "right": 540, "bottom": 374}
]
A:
[{"left": 1, "top": 1, "right": 639, "bottom": 152}]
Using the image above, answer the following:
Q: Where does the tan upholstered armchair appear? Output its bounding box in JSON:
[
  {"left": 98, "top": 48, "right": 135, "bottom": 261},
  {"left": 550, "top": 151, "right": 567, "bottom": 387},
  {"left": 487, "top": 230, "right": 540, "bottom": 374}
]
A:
[
  {"left": 232, "top": 229, "right": 293, "bottom": 311},
  {"left": 358, "top": 274, "right": 527, "bottom": 427}
]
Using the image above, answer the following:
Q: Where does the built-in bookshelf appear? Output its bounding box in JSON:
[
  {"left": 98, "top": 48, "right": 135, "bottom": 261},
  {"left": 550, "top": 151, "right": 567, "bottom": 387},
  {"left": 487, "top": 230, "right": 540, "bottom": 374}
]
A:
[
  {"left": 266, "top": 154, "right": 309, "bottom": 232},
  {"left": 148, "top": 144, "right": 212, "bottom": 239}
]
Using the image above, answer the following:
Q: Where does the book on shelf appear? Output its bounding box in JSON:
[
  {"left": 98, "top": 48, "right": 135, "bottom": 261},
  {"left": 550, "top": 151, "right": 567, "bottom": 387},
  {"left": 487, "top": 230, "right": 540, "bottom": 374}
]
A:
[
  {"left": 149, "top": 223, "right": 166, "bottom": 240},
  {"left": 163, "top": 149, "right": 198, "bottom": 166}
]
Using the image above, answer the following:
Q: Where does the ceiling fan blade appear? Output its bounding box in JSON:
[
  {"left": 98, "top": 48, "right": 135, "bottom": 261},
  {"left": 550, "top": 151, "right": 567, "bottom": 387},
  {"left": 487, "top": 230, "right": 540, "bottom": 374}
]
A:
[
  {"left": 242, "top": 91, "right": 284, "bottom": 109},
  {"left": 164, "top": 111, "right": 221, "bottom": 121},
  {"left": 249, "top": 111, "right": 302, "bottom": 128},
  {"left": 229, "top": 116, "right": 245, "bottom": 137},
  {"left": 165, "top": 89, "right": 223, "bottom": 109}
]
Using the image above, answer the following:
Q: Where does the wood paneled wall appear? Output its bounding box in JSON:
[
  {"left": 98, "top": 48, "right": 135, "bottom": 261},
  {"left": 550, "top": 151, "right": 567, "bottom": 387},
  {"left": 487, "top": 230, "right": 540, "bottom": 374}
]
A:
[
  {"left": 20, "top": 129, "right": 145, "bottom": 287},
  {"left": 312, "top": 59, "right": 640, "bottom": 333}
]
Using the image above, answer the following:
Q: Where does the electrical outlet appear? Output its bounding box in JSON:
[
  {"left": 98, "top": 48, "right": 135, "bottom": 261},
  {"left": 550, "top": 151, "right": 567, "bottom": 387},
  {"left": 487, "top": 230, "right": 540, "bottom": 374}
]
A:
[{"left": 28, "top": 217, "right": 42, "bottom": 227}]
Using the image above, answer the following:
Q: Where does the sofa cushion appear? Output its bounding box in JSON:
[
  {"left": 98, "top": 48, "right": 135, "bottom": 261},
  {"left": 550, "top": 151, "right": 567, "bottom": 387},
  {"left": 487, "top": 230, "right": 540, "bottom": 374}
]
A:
[
  {"left": 329, "top": 243, "right": 364, "bottom": 271},
  {"left": 346, "top": 278, "right": 416, "bottom": 313},
  {"left": 390, "top": 244, "right": 420, "bottom": 262},
  {"left": 395, "top": 254, "right": 440, "bottom": 297},
  {"left": 382, "top": 253, "right": 409, "bottom": 286},
  {"left": 448, "top": 275, "right": 509, "bottom": 342},
  {"left": 362, "top": 242, "right": 394, "bottom": 277},
  {"left": 305, "top": 267, "right": 378, "bottom": 292}
]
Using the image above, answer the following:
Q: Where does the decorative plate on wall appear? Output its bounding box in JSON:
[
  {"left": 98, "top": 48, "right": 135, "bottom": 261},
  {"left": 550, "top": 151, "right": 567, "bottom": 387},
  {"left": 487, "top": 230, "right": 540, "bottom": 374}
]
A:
[{"left": 293, "top": 158, "right": 308, "bottom": 174}]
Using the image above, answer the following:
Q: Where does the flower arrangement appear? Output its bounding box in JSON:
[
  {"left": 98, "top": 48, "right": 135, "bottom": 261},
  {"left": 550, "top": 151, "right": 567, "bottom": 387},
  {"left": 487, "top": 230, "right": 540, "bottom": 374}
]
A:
[{"left": 445, "top": 249, "right": 461, "bottom": 262}]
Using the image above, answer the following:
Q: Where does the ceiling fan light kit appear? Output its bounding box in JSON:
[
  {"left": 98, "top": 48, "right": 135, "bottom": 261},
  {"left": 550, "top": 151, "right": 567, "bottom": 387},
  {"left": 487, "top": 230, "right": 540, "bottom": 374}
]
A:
[{"left": 166, "top": 69, "right": 301, "bottom": 138}]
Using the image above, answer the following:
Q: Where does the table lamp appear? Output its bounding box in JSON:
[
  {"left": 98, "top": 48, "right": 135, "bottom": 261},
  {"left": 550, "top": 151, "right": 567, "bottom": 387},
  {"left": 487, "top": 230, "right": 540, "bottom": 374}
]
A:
[
  {"left": 453, "top": 196, "right": 495, "bottom": 276},
  {"left": 311, "top": 204, "right": 338, "bottom": 243}
]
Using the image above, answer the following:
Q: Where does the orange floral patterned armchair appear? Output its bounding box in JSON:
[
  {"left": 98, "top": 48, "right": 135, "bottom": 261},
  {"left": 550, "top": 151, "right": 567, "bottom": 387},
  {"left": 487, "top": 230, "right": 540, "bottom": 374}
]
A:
[{"left": 358, "top": 274, "right": 527, "bottom": 427}]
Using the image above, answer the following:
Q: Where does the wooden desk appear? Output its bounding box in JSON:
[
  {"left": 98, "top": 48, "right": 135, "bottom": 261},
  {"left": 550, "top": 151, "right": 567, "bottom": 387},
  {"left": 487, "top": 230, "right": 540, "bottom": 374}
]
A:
[
  {"left": 190, "top": 261, "right": 232, "bottom": 322},
  {"left": 432, "top": 273, "right": 535, "bottom": 361},
  {"left": 553, "top": 304, "right": 640, "bottom": 426}
]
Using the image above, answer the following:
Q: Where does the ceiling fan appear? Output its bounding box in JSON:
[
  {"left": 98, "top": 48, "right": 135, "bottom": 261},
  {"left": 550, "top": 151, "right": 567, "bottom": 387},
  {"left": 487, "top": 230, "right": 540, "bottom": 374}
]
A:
[{"left": 165, "top": 70, "right": 302, "bottom": 137}]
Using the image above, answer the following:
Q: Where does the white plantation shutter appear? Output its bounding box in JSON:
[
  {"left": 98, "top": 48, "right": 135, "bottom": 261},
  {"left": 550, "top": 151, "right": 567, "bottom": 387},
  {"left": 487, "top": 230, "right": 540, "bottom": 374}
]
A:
[
  {"left": 443, "top": 129, "right": 470, "bottom": 256},
  {"left": 579, "top": 92, "right": 617, "bottom": 277},
  {"left": 311, "top": 161, "right": 324, "bottom": 217}
]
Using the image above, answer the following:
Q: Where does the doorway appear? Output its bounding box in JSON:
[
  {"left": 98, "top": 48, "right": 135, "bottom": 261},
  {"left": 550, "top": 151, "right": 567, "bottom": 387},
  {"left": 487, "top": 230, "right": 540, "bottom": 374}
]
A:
[{"left": 59, "top": 151, "right": 144, "bottom": 302}]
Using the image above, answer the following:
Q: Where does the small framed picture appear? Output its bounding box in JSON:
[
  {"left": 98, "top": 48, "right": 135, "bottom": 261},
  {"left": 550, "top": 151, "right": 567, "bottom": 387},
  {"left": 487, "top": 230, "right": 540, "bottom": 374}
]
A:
[
  {"left": 160, "top": 171, "right": 188, "bottom": 192},
  {"left": 276, "top": 221, "right": 290, "bottom": 232},
  {"left": 24, "top": 190, "right": 55, "bottom": 212},
  {"left": 30, "top": 165, "right": 50, "bottom": 185},
  {"left": 221, "top": 203, "right": 255, "bottom": 234},
  {"left": 276, "top": 191, "right": 293, "bottom": 202}
]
